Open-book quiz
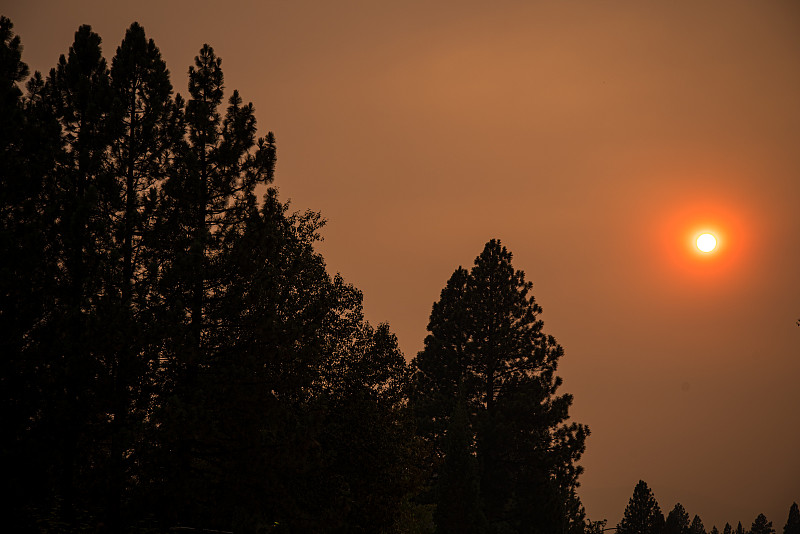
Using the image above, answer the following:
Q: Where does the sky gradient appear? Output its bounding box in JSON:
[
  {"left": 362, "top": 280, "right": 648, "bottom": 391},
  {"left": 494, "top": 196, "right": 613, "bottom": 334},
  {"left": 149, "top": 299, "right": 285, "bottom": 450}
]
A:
[{"left": 6, "top": 0, "right": 799, "bottom": 527}]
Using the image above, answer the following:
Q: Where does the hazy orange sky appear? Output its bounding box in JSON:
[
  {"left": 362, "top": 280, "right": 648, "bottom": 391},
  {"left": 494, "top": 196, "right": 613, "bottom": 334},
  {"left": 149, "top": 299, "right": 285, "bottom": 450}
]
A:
[{"left": 6, "top": 0, "right": 799, "bottom": 527}]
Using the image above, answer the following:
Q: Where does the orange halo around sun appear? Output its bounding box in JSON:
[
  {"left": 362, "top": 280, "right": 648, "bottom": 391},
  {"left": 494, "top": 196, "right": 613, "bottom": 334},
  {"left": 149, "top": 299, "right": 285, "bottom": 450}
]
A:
[
  {"left": 696, "top": 233, "right": 717, "bottom": 253},
  {"left": 647, "top": 174, "right": 757, "bottom": 286}
]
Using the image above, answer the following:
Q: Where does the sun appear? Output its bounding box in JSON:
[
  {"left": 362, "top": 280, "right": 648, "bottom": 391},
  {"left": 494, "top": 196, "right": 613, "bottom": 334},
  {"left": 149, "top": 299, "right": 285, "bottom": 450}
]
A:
[{"left": 696, "top": 233, "right": 717, "bottom": 253}]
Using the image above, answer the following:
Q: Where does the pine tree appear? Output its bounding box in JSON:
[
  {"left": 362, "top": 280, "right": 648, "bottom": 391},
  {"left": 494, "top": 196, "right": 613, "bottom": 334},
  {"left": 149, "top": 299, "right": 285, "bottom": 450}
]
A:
[
  {"left": 154, "top": 42, "right": 275, "bottom": 387},
  {"left": 616, "top": 480, "right": 665, "bottom": 534},
  {"left": 151, "top": 42, "right": 275, "bottom": 529},
  {"left": 38, "top": 24, "right": 117, "bottom": 525},
  {"left": 711, "top": 527, "right": 720, "bottom": 534},
  {"left": 103, "top": 21, "right": 175, "bottom": 530},
  {"left": 736, "top": 522, "right": 746, "bottom": 534},
  {"left": 786, "top": 504, "right": 800, "bottom": 534},
  {"left": 690, "top": 515, "right": 707, "bottom": 534},
  {"left": 412, "top": 239, "right": 588, "bottom": 533},
  {"left": 665, "top": 504, "right": 691, "bottom": 534},
  {"left": 751, "top": 514, "right": 775, "bottom": 534},
  {"left": 724, "top": 523, "right": 733, "bottom": 534}
]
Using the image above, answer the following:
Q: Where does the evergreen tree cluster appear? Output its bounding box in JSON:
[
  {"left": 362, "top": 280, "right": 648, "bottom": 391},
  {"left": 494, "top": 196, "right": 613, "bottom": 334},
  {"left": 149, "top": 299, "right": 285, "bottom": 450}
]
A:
[
  {"left": 1, "top": 18, "right": 420, "bottom": 533},
  {"left": 1, "top": 18, "right": 593, "bottom": 534},
  {"left": 616, "top": 481, "right": 799, "bottom": 534}
]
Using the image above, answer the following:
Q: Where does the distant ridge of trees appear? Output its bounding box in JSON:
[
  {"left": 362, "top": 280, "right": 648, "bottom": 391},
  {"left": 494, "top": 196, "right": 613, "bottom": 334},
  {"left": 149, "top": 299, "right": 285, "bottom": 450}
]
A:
[{"left": 615, "top": 481, "right": 798, "bottom": 534}]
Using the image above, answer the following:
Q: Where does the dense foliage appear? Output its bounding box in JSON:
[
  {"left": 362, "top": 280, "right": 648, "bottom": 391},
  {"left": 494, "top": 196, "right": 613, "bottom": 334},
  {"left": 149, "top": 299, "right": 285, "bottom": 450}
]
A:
[{"left": 0, "top": 18, "right": 421, "bottom": 533}]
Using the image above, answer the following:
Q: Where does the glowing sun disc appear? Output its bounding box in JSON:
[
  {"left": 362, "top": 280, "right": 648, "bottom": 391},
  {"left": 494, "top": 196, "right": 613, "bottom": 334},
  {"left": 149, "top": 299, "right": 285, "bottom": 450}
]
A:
[{"left": 696, "top": 233, "right": 717, "bottom": 253}]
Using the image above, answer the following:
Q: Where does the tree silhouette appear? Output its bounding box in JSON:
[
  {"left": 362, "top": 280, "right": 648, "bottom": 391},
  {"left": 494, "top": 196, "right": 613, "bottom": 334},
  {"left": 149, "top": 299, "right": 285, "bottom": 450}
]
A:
[
  {"left": 665, "top": 503, "right": 691, "bottom": 534},
  {"left": 690, "top": 515, "right": 707, "bottom": 534},
  {"left": 148, "top": 42, "right": 278, "bottom": 528},
  {"left": 104, "top": 21, "right": 174, "bottom": 529},
  {"left": 1, "top": 19, "right": 422, "bottom": 532},
  {"left": 785, "top": 503, "right": 800, "bottom": 534},
  {"left": 616, "top": 480, "right": 665, "bottom": 534},
  {"left": 751, "top": 514, "right": 776, "bottom": 534},
  {"left": 412, "top": 239, "right": 589, "bottom": 533},
  {"left": 39, "top": 24, "right": 118, "bottom": 525}
]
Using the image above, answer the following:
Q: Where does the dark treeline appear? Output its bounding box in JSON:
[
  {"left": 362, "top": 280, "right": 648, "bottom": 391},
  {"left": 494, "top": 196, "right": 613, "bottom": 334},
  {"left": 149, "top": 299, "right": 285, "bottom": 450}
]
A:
[
  {"left": 615, "top": 481, "right": 799, "bottom": 534},
  {"left": 1, "top": 18, "right": 592, "bottom": 533}
]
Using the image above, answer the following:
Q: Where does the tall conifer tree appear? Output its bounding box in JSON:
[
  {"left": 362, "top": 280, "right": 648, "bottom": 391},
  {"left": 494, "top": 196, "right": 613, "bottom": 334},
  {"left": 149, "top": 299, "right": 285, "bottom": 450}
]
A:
[
  {"left": 665, "top": 504, "right": 691, "bottom": 534},
  {"left": 152, "top": 43, "right": 275, "bottom": 528},
  {"left": 40, "top": 24, "right": 117, "bottom": 524},
  {"left": 616, "top": 480, "right": 665, "bottom": 534},
  {"left": 412, "top": 239, "right": 588, "bottom": 533},
  {"left": 103, "top": 21, "right": 174, "bottom": 530}
]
